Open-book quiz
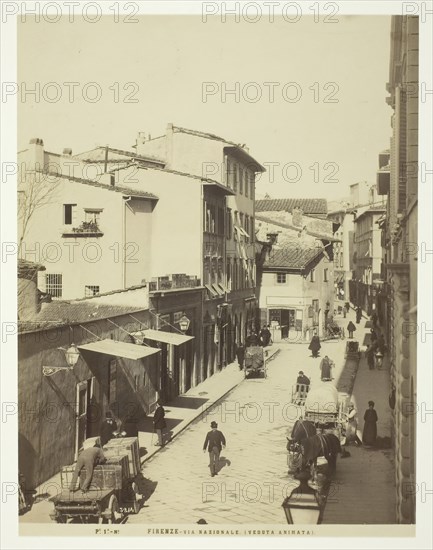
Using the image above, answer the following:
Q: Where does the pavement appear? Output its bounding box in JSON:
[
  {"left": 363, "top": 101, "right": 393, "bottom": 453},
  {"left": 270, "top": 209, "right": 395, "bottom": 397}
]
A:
[
  {"left": 321, "top": 307, "right": 396, "bottom": 524},
  {"left": 20, "top": 305, "right": 397, "bottom": 524}
]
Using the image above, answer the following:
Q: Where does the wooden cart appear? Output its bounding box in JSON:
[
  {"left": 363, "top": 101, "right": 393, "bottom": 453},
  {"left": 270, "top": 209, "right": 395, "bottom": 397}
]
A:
[
  {"left": 244, "top": 346, "right": 267, "bottom": 378},
  {"left": 50, "top": 437, "right": 142, "bottom": 524}
]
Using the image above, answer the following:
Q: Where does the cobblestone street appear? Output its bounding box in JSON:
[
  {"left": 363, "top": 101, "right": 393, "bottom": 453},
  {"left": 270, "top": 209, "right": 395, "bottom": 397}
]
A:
[{"left": 130, "top": 334, "right": 349, "bottom": 525}]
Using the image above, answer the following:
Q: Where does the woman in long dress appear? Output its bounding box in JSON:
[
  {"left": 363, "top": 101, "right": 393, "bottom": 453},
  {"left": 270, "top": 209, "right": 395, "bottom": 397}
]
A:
[{"left": 362, "top": 401, "right": 378, "bottom": 446}]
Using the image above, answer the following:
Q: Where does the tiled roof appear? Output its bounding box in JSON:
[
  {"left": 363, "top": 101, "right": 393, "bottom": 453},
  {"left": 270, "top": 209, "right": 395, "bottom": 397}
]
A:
[
  {"left": 255, "top": 198, "right": 328, "bottom": 216},
  {"left": 25, "top": 300, "right": 147, "bottom": 330},
  {"left": 38, "top": 171, "right": 158, "bottom": 200},
  {"left": 74, "top": 146, "right": 165, "bottom": 166},
  {"left": 263, "top": 241, "right": 324, "bottom": 270},
  {"left": 256, "top": 214, "right": 340, "bottom": 242}
]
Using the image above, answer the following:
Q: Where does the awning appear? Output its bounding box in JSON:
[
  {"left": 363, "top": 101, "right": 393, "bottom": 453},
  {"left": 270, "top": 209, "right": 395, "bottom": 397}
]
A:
[
  {"left": 205, "top": 284, "right": 218, "bottom": 297},
  {"left": 78, "top": 339, "right": 161, "bottom": 360},
  {"left": 131, "top": 329, "right": 194, "bottom": 346},
  {"left": 212, "top": 283, "right": 225, "bottom": 296},
  {"left": 234, "top": 225, "right": 249, "bottom": 238}
]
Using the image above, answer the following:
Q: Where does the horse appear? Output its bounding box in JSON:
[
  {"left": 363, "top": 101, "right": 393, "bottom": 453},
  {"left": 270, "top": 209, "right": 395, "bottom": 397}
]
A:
[
  {"left": 291, "top": 433, "right": 342, "bottom": 482},
  {"left": 286, "top": 419, "right": 317, "bottom": 473}
]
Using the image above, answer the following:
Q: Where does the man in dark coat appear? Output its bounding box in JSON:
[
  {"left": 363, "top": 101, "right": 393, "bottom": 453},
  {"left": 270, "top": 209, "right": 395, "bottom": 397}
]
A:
[
  {"left": 356, "top": 306, "right": 363, "bottom": 324},
  {"left": 100, "top": 411, "right": 118, "bottom": 447},
  {"left": 203, "top": 421, "right": 226, "bottom": 477},
  {"left": 347, "top": 321, "right": 356, "bottom": 339},
  {"left": 259, "top": 325, "right": 272, "bottom": 347},
  {"left": 308, "top": 331, "right": 321, "bottom": 357},
  {"left": 296, "top": 371, "right": 310, "bottom": 392},
  {"left": 236, "top": 343, "right": 245, "bottom": 370},
  {"left": 70, "top": 445, "right": 106, "bottom": 492},
  {"left": 320, "top": 355, "right": 334, "bottom": 381},
  {"left": 153, "top": 400, "right": 166, "bottom": 446},
  {"left": 246, "top": 332, "right": 261, "bottom": 347}
]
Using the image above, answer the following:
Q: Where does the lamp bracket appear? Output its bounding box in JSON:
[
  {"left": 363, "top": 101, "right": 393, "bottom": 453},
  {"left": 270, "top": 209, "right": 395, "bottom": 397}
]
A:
[{"left": 42, "top": 366, "right": 73, "bottom": 377}]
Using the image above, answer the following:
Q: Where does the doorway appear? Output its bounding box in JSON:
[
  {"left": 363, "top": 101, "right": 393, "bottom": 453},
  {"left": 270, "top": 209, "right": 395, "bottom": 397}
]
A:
[{"left": 75, "top": 378, "right": 94, "bottom": 459}]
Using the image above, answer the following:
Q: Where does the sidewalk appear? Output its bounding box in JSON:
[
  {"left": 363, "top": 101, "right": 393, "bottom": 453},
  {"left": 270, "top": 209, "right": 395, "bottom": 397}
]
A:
[
  {"left": 322, "top": 308, "right": 396, "bottom": 524},
  {"left": 21, "top": 346, "right": 281, "bottom": 522}
]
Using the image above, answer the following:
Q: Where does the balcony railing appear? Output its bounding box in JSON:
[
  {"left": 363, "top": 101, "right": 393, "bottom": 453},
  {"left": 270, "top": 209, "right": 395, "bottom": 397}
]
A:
[
  {"left": 62, "top": 221, "right": 103, "bottom": 237},
  {"left": 149, "top": 274, "right": 201, "bottom": 291}
]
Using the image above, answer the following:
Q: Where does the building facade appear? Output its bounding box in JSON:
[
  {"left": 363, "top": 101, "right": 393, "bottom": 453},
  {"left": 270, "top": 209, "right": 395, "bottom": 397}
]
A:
[
  {"left": 378, "top": 15, "right": 418, "bottom": 524},
  {"left": 327, "top": 207, "right": 355, "bottom": 305}
]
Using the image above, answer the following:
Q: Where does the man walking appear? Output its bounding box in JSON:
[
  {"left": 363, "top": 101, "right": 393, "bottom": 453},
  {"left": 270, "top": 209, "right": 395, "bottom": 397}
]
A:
[
  {"left": 320, "top": 355, "right": 334, "bottom": 381},
  {"left": 259, "top": 324, "right": 272, "bottom": 347},
  {"left": 236, "top": 342, "right": 245, "bottom": 371},
  {"left": 347, "top": 321, "right": 356, "bottom": 339},
  {"left": 153, "top": 400, "right": 167, "bottom": 446},
  {"left": 70, "top": 444, "right": 106, "bottom": 493},
  {"left": 203, "top": 421, "right": 226, "bottom": 477}
]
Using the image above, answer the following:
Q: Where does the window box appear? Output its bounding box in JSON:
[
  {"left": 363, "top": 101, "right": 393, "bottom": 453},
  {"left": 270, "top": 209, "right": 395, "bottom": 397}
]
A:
[{"left": 62, "top": 221, "right": 103, "bottom": 237}]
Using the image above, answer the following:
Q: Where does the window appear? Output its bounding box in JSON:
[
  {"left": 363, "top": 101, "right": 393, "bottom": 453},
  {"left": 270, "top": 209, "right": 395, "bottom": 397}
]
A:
[
  {"left": 239, "top": 166, "right": 243, "bottom": 195},
  {"left": 249, "top": 172, "right": 255, "bottom": 199},
  {"left": 276, "top": 273, "right": 286, "bottom": 284},
  {"left": 85, "top": 209, "right": 102, "bottom": 224},
  {"left": 310, "top": 269, "right": 316, "bottom": 282},
  {"left": 245, "top": 171, "right": 249, "bottom": 197},
  {"left": 226, "top": 208, "right": 232, "bottom": 239},
  {"left": 46, "top": 273, "right": 62, "bottom": 298},
  {"left": 323, "top": 268, "right": 328, "bottom": 282},
  {"left": 134, "top": 375, "right": 140, "bottom": 392},
  {"left": 85, "top": 285, "right": 100, "bottom": 297},
  {"left": 63, "top": 204, "right": 76, "bottom": 225},
  {"left": 340, "top": 253, "right": 343, "bottom": 268},
  {"left": 233, "top": 162, "right": 238, "bottom": 192}
]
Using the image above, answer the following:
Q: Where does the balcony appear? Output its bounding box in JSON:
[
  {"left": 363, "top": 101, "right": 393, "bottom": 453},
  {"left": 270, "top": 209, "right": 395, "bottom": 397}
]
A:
[
  {"left": 62, "top": 221, "right": 103, "bottom": 238},
  {"left": 149, "top": 274, "right": 201, "bottom": 292}
]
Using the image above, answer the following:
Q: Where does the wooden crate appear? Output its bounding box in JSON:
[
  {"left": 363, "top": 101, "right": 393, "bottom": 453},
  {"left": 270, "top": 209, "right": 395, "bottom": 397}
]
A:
[
  {"left": 60, "top": 465, "right": 76, "bottom": 489},
  {"left": 104, "top": 452, "right": 130, "bottom": 480},
  {"left": 80, "top": 464, "right": 123, "bottom": 490},
  {"left": 103, "top": 437, "right": 140, "bottom": 477}
]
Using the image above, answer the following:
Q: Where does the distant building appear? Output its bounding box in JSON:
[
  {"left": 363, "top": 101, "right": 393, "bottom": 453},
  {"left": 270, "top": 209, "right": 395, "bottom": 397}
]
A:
[
  {"left": 255, "top": 210, "right": 336, "bottom": 341},
  {"left": 327, "top": 205, "right": 355, "bottom": 304}
]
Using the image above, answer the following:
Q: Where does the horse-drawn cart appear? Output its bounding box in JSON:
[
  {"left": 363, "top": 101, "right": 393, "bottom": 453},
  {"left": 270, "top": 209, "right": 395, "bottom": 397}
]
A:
[
  {"left": 50, "top": 437, "right": 142, "bottom": 524},
  {"left": 244, "top": 345, "right": 267, "bottom": 378},
  {"left": 303, "top": 383, "right": 346, "bottom": 440}
]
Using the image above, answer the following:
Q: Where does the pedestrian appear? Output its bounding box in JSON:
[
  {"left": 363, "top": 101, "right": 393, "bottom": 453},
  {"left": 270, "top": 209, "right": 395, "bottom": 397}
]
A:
[
  {"left": 366, "top": 344, "right": 376, "bottom": 370},
  {"left": 203, "top": 421, "right": 226, "bottom": 477},
  {"left": 153, "top": 400, "right": 167, "bottom": 446},
  {"left": 236, "top": 342, "right": 245, "bottom": 370},
  {"left": 345, "top": 302, "right": 350, "bottom": 314},
  {"left": 246, "top": 331, "right": 260, "bottom": 347},
  {"left": 362, "top": 401, "right": 378, "bottom": 446},
  {"left": 100, "top": 411, "right": 118, "bottom": 447},
  {"left": 319, "top": 355, "right": 334, "bottom": 381},
  {"left": 308, "top": 331, "right": 321, "bottom": 358},
  {"left": 345, "top": 403, "right": 362, "bottom": 446},
  {"left": 259, "top": 324, "right": 272, "bottom": 347},
  {"left": 371, "top": 312, "right": 378, "bottom": 327},
  {"left": 347, "top": 321, "right": 356, "bottom": 339},
  {"left": 377, "top": 333, "right": 386, "bottom": 354},
  {"left": 70, "top": 444, "right": 106, "bottom": 492},
  {"left": 356, "top": 306, "right": 362, "bottom": 324}
]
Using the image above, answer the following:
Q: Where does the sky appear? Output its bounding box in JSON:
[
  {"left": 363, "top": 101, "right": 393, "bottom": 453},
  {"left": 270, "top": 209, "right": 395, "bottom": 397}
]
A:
[{"left": 18, "top": 14, "right": 392, "bottom": 201}]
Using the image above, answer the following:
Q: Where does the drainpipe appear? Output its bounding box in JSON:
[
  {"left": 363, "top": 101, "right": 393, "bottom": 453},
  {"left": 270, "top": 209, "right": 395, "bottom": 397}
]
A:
[{"left": 122, "top": 196, "right": 132, "bottom": 288}]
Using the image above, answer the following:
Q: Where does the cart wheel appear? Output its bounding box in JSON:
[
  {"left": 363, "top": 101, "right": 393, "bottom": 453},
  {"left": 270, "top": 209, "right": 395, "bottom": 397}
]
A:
[
  {"left": 131, "top": 482, "right": 141, "bottom": 514},
  {"left": 107, "top": 494, "right": 121, "bottom": 524}
]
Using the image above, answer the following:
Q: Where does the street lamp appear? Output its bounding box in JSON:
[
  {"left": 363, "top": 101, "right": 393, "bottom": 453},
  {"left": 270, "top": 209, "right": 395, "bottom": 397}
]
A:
[
  {"left": 281, "top": 470, "right": 323, "bottom": 524},
  {"left": 42, "top": 343, "right": 81, "bottom": 377},
  {"left": 178, "top": 314, "right": 190, "bottom": 333}
]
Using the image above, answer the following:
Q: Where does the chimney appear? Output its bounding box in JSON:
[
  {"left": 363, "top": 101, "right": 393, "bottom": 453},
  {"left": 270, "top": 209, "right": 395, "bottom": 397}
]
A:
[
  {"left": 62, "top": 148, "right": 72, "bottom": 156},
  {"left": 18, "top": 260, "right": 46, "bottom": 320},
  {"left": 29, "top": 138, "right": 45, "bottom": 171}
]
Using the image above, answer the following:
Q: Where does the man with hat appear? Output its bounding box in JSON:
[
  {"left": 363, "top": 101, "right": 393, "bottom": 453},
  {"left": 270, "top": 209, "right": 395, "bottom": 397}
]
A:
[
  {"left": 100, "top": 411, "right": 118, "bottom": 447},
  {"left": 203, "top": 421, "right": 226, "bottom": 477}
]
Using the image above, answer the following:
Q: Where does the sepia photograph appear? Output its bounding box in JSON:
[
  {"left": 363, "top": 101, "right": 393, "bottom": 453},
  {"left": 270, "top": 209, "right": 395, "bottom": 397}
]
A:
[{"left": 1, "top": 1, "right": 432, "bottom": 548}]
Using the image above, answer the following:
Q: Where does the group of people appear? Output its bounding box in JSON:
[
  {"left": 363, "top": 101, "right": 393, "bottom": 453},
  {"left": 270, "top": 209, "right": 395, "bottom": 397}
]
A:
[
  {"left": 342, "top": 400, "right": 379, "bottom": 450},
  {"left": 235, "top": 324, "right": 273, "bottom": 370}
]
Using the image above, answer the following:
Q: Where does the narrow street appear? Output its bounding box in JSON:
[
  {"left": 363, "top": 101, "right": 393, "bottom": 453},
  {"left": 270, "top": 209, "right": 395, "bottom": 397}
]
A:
[{"left": 130, "top": 334, "right": 349, "bottom": 525}]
